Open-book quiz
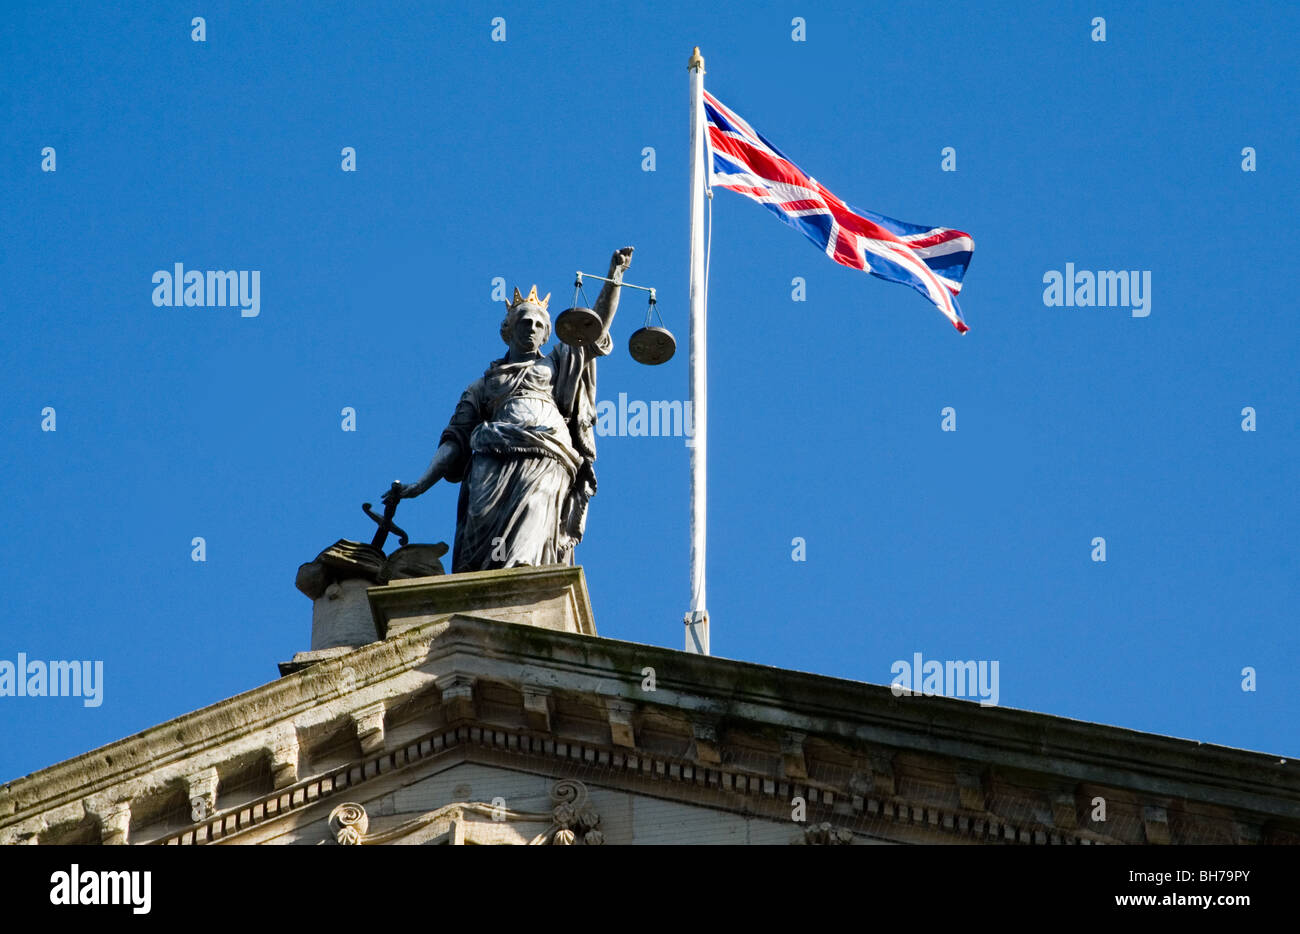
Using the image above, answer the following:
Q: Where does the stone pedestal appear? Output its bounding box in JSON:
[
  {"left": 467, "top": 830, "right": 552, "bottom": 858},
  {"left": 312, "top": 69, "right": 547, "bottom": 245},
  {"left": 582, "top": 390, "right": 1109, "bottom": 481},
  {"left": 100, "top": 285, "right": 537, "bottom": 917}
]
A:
[
  {"left": 282, "top": 564, "right": 597, "bottom": 676},
  {"left": 284, "top": 539, "right": 452, "bottom": 675},
  {"left": 311, "top": 578, "right": 381, "bottom": 650},
  {"left": 368, "top": 565, "right": 597, "bottom": 639}
]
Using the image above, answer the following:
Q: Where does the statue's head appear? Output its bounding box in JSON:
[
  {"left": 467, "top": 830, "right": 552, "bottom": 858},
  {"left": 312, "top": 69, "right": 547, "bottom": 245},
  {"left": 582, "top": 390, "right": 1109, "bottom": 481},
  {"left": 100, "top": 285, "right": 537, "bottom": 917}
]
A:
[{"left": 500, "top": 285, "right": 552, "bottom": 352}]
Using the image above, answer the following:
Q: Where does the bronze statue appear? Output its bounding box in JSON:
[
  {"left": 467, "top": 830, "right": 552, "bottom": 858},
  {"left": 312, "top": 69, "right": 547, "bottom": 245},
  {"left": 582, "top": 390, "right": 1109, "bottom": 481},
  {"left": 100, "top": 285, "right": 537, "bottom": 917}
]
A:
[{"left": 383, "top": 247, "right": 633, "bottom": 573}]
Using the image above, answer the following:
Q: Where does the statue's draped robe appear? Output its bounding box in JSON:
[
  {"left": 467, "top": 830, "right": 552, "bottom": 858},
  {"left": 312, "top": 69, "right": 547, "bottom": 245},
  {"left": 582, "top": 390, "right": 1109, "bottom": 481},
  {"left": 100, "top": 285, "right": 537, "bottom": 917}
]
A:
[{"left": 439, "top": 334, "right": 608, "bottom": 573}]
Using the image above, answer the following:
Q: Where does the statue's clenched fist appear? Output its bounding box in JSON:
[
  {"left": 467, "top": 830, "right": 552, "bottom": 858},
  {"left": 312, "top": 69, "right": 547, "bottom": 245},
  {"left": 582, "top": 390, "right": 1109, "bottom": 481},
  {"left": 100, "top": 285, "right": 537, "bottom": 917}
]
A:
[{"left": 608, "top": 246, "right": 634, "bottom": 279}]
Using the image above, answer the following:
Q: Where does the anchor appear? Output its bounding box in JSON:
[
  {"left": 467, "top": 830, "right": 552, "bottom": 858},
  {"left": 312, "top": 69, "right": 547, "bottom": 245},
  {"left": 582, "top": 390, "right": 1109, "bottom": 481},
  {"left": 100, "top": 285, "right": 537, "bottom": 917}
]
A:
[
  {"left": 362, "top": 480, "right": 410, "bottom": 551},
  {"left": 295, "top": 481, "right": 445, "bottom": 602}
]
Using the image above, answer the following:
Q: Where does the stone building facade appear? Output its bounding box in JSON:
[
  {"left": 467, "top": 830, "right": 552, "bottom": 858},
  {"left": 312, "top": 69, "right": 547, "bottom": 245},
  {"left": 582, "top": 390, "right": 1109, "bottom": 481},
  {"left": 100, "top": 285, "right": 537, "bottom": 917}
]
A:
[{"left": 2, "top": 566, "right": 1297, "bottom": 845}]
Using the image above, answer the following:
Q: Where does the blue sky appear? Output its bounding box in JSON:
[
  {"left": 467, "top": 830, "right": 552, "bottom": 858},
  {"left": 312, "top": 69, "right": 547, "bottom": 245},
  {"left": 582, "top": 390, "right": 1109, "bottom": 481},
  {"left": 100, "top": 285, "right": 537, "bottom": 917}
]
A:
[{"left": 1, "top": 0, "right": 1296, "bottom": 782}]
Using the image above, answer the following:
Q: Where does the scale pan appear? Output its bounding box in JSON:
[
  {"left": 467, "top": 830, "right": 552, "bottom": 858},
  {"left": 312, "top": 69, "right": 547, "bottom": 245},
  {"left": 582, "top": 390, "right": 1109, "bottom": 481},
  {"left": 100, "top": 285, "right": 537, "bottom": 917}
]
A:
[
  {"left": 629, "top": 326, "right": 676, "bottom": 365},
  {"left": 555, "top": 307, "right": 604, "bottom": 346}
]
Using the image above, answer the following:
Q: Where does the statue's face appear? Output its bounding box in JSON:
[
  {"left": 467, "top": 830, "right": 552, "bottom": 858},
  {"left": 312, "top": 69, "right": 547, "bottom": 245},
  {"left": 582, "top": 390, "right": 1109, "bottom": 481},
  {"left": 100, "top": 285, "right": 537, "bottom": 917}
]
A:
[{"left": 512, "top": 305, "right": 549, "bottom": 353}]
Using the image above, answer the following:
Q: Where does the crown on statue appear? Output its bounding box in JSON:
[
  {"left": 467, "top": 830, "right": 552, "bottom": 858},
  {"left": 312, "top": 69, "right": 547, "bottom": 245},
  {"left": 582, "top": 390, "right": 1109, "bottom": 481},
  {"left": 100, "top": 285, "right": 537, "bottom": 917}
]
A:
[{"left": 508, "top": 285, "right": 551, "bottom": 312}]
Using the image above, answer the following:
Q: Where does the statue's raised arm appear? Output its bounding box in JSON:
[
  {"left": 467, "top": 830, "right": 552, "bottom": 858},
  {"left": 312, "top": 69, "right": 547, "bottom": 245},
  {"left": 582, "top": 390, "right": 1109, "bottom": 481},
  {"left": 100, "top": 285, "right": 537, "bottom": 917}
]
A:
[{"left": 592, "top": 246, "right": 634, "bottom": 335}]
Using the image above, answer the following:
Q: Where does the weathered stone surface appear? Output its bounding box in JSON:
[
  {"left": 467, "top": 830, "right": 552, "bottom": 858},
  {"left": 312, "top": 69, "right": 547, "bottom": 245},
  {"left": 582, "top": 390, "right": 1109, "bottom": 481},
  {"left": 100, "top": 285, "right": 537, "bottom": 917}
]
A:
[
  {"left": 522, "top": 688, "right": 552, "bottom": 732},
  {"left": 368, "top": 564, "right": 596, "bottom": 638},
  {"left": 3, "top": 565, "right": 1299, "bottom": 846},
  {"left": 311, "top": 578, "right": 381, "bottom": 651}
]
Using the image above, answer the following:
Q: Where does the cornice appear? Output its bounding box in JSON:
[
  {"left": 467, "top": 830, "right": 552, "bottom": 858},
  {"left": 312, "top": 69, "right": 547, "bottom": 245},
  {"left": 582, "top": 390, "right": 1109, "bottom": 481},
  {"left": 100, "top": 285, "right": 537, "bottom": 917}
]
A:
[
  {"left": 147, "top": 719, "right": 1092, "bottom": 846},
  {"left": 3, "top": 611, "right": 1297, "bottom": 841}
]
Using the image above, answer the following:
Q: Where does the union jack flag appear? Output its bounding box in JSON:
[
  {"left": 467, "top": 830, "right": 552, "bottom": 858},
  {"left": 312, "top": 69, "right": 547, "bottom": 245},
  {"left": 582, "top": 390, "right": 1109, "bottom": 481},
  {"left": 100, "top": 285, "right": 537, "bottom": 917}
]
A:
[{"left": 704, "top": 90, "right": 975, "bottom": 333}]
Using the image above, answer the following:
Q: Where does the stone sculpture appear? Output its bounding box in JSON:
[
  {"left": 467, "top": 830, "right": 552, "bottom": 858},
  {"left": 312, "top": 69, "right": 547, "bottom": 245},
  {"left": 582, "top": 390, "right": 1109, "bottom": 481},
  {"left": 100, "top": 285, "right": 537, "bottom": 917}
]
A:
[{"left": 383, "top": 247, "right": 633, "bottom": 573}]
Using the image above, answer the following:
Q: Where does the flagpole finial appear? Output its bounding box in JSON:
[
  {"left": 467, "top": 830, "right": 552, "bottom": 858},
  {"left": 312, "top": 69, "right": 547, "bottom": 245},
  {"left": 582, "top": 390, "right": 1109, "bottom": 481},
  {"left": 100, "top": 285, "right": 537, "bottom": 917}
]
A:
[{"left": 688, "top": 46, "right": 704, "bottom": 71}]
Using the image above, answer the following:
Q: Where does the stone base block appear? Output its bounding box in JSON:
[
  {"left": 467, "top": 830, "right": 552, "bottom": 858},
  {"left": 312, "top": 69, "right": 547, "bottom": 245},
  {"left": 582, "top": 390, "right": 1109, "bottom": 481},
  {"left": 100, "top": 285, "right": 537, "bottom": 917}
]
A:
[
  {"left": 368, "top": 565, "right": 597, "bottom": 638},
  {"left": 312, "top": 578, "right": 382, "bottom": 650}
]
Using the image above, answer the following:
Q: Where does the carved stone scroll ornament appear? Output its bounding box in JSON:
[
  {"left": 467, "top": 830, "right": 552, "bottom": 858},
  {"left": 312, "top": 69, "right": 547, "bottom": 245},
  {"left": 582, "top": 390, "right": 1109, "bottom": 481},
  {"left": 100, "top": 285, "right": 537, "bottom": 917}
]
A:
[
  {"left": 326, "top": 779, "right": 603, "bottom": 846},
  {"left": 328, "top": 802, "right": 369, "bottom": 845},
  {"left": 549, "top": 778, "right": 603, "bottom": 846}
]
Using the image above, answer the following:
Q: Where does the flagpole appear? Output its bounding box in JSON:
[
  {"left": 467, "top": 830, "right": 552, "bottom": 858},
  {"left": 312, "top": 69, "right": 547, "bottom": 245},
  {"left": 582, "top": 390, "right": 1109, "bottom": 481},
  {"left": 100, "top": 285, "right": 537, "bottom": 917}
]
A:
[{"left": 685, "top": 47, "right": 710, "bottom": 655}]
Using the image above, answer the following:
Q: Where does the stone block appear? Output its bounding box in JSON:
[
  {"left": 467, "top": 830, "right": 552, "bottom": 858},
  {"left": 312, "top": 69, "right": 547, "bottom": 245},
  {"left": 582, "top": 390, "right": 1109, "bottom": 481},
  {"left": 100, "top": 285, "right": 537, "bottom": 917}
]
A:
[
  {"left": 368, "top": 565, "right": 596, "bottom": 638},
  {"left": 312, "top": 578, "right": 382, "bottom": 650},
  {"left": 522, "top": 688, "right": 552, "bottom": 733}
]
